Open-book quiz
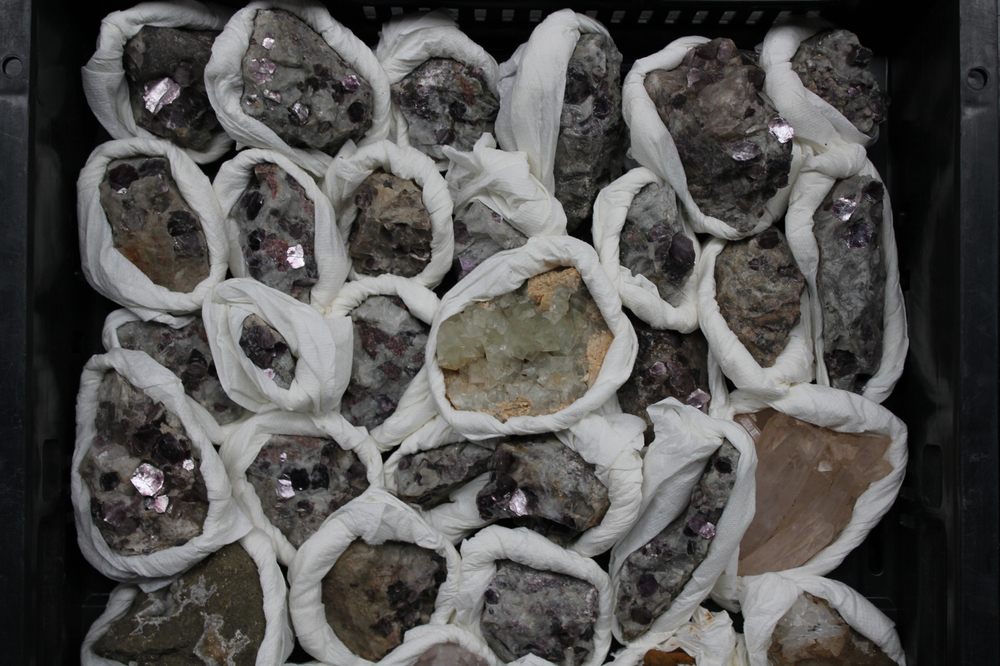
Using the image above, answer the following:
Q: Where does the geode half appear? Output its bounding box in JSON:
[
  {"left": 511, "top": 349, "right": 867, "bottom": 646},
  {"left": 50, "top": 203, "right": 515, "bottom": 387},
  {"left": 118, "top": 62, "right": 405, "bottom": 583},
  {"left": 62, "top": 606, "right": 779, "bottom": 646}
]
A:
[
  {"left": 395, "top": 440, "right": 496, "bottom": 509},
  {"left": 239, "top": 314, "right": 297, "bottom": 389},
  {"left": 452, "top": 200, "right": 528, "bottom": 280}
]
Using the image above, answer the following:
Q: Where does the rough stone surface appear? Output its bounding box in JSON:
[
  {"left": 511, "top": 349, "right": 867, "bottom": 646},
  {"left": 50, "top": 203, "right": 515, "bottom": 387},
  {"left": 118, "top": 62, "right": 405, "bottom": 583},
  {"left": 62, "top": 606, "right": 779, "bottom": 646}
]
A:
[
  {"left": 322, "top": 539, "right": 448, "bottom": 661},
  {"left": 239, "top": 314, "right": 297, "bottom": 390},
  {"left": 615, "top": 441, "right": 740, "bottom": 641},
  {"left": 715, "top": 228, "right": 806, "bottom": 367},
  {"left": 735, "top": 409, "right": 893, "bottom": 576},
  {"left": 644, "top": 39, "right": 794, "bottom": 233},
  {"left": 644, "top": 649, "right": 697, "bottom": 665},
  {"left": 481, "top": 560, "right": 600, "bottom": 664},
  {"left": 246, "top": 435, "right": 369, "bottom": 547},
  {"left": 348, "top": 170, "right": 434, "bottom": 278},
  {"left": 231, "top": 162, "right": 318, "bottom": 302},
  {"left": 81, "top": 371, "right": 208, "bottom": 556},
  {"left": 395, "top": 440, "right": 496, "bottom": 509},
  {"left": 99, "top": 156, "right": 211, "bottom": 293},
  {"left": 391, "top": 57, "right": 499, "bottom": 161},
  {"left": 437, "top": 267, "right": 614, "bottom": 422},
  {"left": 452, "top": 200, "right": 527, "bottom": 280},
  {"left": 123, "top": 26, "right": 220, "bottom": 151},
  {"left": 413, "top": 643, "right": 490, "bottom": 666},
  {"left": 814, "top": 176, "right": 887, "bottom": 394},
  {"left": 92, "top": 543, "right": 266, "bottom": 666},
  {"left": 241, "top": 9, "right": 375, "bottom": 156},
  {"left": 341, "top": 295, "right": 429, "bottom": 431}
]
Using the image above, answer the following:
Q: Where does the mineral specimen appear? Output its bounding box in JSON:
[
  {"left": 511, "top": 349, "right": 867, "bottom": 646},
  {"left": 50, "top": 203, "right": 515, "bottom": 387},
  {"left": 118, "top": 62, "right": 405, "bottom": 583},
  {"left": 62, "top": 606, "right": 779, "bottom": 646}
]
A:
[
  {"left": 322, "top": 539, "right": 448, "bottom": 661},
  {"left": 123, "top": 26, "right": 221, "bottom": 151},
  {"left": 230, "top": 162, "right": 318, "bottom": 302},
  {"left": 615, "top": 441, "right": 740, "bottom": 641},
  {"left": 81, "top": 371, "right": 208, "bottom": 556},
  {"left": 245, "top": 435, "right": 369, "bottom": 547},
  {"left": 241, "top": 9, "right": 375, "bottom": 155},
  {"left": 341, "top": 295, "right": 429, "bottom": 431},
  {"left": 644, "top": 649, "right": 697, "bottom": 666},
  {"left": 92, "top": 543, "right": 266, "bottom": 666},
  {"left": 644, "top": 39, "right": 793, "bottom": 233},
  {"left": 714, "top": 228, "right": 806, "bottom": 367},
  {"left": 452, "top": 200, "right": 527, "bottom": 280},
  {"left": 239, "top": 314, "right": 297, "bottom": 390},
  {"left": 437, "top": 267, "right": 614, "bottom": 422},
  {"left": 814, "top": 176, "right": 887, "bottom": 393},
  {"left": 98, "top": 156, "right": 210, "bottom": 293},
  {"left": 413, "top": 643, "right": 490, "bottom": 666},
  {"left": 391, "top": 57, "right": 500, "bottom": 161},
  {"left": 395, "top": 440, "right": 496, "bottom": 509},
  {"left": 481, "top": 560, "right": 600, "bottom": 664},
  {"left": 735, "top": 409, "right": 893, "bottom": 576}
]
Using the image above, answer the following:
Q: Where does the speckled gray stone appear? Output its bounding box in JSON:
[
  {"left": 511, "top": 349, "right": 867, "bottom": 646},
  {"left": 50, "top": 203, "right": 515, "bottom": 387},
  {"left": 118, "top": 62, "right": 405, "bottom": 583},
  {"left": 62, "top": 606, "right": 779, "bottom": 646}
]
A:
[
  {"left": 395, "top": 440, "right": 496, "bottom": 509},
  {"left": 452, "top": 201, "right": 527, "bottom": 280},
  {"left": 239, "top": 314, "right": 297, "bottom": 389}
]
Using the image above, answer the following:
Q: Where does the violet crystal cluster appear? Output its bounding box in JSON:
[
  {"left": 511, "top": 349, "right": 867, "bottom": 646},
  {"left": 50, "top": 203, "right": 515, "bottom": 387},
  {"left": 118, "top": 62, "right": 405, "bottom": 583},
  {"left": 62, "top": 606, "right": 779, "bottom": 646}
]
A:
[{"left": 239, "top": 314, "right": 297, "bottom": 389}]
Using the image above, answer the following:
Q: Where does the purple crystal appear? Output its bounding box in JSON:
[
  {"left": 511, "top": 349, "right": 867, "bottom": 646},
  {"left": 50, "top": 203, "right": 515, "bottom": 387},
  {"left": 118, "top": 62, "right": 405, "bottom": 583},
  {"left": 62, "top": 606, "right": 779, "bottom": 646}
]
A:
[
  {"left": 686, "top": 388, "right": 711, "bottom": 412},
  {"left": 154, "top": 495, "right": 170, "bottom": 514},
  {"left": 143, "top": 77, "right": 182, "bottom": 114},
  {"left": 768, "top": 117, "right": 795, "bottom": 143},
  {"left": 131, "top": 463, "right": 165, "bottom": 497},
  {"left": 287, "top": 244, "right": 305, "bottom": 268},
  {"left": 290, "top": 101, "right": 310, "bottom": 125},
  {"left": 688, "top": 513, "right": 717, "bottom": 539},
  {"left": 649, "top": 361, "right": 667, "bottom": 377},
  {"left": 844, "top": 223, "right": 874, "bottom": 249},
  {"left": 262, "top": 34, "right": 275, "bottom": 50},
  {"left": 832, "top": 197, "right": 858, "bottom": 221},
  {"left": 342, "top": 75, "right": 360, "bottom": 93},
  {"left": 248, "top": 58, "right": 276, "bottom": 85},
  {"left": 730, "top": 140, "right": 762, "bottom": 162}
]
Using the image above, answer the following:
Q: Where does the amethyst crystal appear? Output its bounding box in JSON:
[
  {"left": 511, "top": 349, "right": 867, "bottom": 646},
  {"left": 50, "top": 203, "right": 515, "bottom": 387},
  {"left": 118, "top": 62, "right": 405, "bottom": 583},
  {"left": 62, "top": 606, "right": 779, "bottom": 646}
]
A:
[
  {"left": 451, "top": 201, "right": 527, "bottom": 280},
  {"left": 239, "top": 314, "right": 297, "bottom": 389},
  {"left": 395, "top": 440, "right": 496, "bottom": 509}
]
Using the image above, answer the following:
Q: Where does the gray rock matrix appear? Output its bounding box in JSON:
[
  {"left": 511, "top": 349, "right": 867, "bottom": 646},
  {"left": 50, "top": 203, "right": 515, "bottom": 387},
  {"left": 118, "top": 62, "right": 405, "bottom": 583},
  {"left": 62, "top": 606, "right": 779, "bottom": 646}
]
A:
[
  {"left": 395, "top": 440, "right": 496, "bottom": 509},
  {"left": 239, "top": 314, "right": 297, "bottom": 389},
  {"left": 452, "top": 201, "right": 528, "bottom": 280}
]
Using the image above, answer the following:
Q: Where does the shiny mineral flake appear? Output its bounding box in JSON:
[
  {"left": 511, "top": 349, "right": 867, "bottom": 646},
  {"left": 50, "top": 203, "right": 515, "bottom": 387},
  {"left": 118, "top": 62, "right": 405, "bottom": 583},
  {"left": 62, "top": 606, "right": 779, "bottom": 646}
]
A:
[
  {"left": 394, "top": 440, "right": 496, "bottom": 509},
  {"left": 768, "top": 117, "right": 795, "bottom": 144},
  {"left": 239, "top": 314, "right": 297, "bottom": 390}
]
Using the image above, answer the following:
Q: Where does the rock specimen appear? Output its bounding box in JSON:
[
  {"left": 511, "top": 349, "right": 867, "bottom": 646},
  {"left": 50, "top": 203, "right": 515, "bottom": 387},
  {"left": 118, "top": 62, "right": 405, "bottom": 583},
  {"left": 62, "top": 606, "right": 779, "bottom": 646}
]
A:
[
  {"left": 452, "top": 200, "right": 528, "bottom": 280},
  {"left": 814, "top": 176, "right": 887, "bottom": 393},
  {"left": 437, "top": 267, "right": 614, "bottom": 422},
  {"left": 322, "top": 539, "right": 448, "bottom": 661},
  {"left": 81, "top": 371, "right": 208, "bottom": 556},
  {"left": 476, "top": 437, "right": 610, "bottom": 544},
  {"left": 615, "top": 441, "right": 740, "bottom": 641},
  {"left": 735, "top": 409, "right": 893, "bottom": 576},
  {"left": 231, "top": 162, "right": 318, "bottom": 302},
  {"left": 644, "top": 39, "right": 794, "bottom": 233},
  {"left": 341, "top": 295, "right": 429, "bottom": 431},
  {"left": 99, "top": 156, "right": 210, "bottom": 293},
  {"left": 241, "top": 9, "right": 374, "bottom": 155},
  {"left": 790, "top": 29, "right": 888, "bottom": 138},
  {"left": 246, "top": 435, "right": 369, "bottom": 547},
  {"left": 413, "top": 643, "right": 490, "bottom": 666},
  {"left": 239, "top": 314, "right": 297, "bottom": 390},
  {"left": 643, "top": 649, "right": 697, "bottom": 665},
  {"left": 715, "top": 229, "right": 806, "bottom": 367},
  {"left": 123, "top": 26, "right": 221, "bottom": 151},
  {"left": 391, "top": 57, "right": 500, "bottom": 161},
  {"left": 768, "top": 592, "right": 896, "bottom": 665},
  {"left": 481, "top": 560, "right": 600, "bottom": 664},
  {"left": 92, "top": 543, "right": 266, "bottom": 666},
  {"left": 395, "top": 440, "right": 496, "bottom": 509}
]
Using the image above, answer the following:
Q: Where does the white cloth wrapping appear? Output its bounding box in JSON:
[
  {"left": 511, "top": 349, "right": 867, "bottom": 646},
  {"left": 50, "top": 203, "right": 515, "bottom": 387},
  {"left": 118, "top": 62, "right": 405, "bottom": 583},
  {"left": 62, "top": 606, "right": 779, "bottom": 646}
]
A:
[
  {"left": 740, "top": 573, "right": 905, "bottom": 666},
  {"left": 204, "top": 0, "right": 392, "bottom": 177},
  {"left": 81, "top": 0, "right": 235, "bottom": 164},
  {"left": 454, "top": 525, "right": 614, "bottom": 666},
  {"left": 376, "top": 624, "right": 504, "bottom": 666},
  {"left": 426, "top": 236, "right": 638, "bottom": 440},
  {"left": 622, "top": 38, "right": 804, "bottom": 240},
  {"left": 213, "top": 148, "right": 350, "bottom": 313},
  {"left": 591, "top": 167, "right": 701, "bottom": 333},
  {"left": 77, "top": 138, "right": 230, "bottom": 322},
  {"left": 288, "top": 488, "right": 461, "bottom": 666},
  {"left": 203, "top": 278, "right": 353, "bottom": 414},
  {"left": 219, "top": 410, "right": 383, "bottom": 566},
  {"left": 609, "top": 606, "right": 742, "bottom": 666},
  {"left": 80, "top": 529, "right": 295, "bottom": 666},
  {"left": 784, "top": 144, "right": 907, "bottom": 403},
  {"left": 72, "top": 348, "right": 252, "bottom": 584},
  {"left": 609, "top": 400, "right": 757, "bottom": 645}
]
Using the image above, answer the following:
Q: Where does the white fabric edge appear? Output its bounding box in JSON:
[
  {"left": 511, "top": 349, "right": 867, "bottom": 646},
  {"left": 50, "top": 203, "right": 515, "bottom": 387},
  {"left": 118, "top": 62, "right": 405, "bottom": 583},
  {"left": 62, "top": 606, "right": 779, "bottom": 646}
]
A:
[
  {"left": 375, "top": 623, "right": 505, "bottom": 666},
  {"left": 609, "top": 606, "right": 740, "bottom": 666}
]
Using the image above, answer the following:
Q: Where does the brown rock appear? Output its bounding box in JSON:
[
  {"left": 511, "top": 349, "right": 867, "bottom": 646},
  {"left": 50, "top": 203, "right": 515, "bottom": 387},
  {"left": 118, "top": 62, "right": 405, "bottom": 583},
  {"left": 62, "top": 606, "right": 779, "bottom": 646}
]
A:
[
  {"left": 644, "top": 649, "right": 697, "bottom": 666},
  {"left": 348, "top": 170, "right": 433, "bottom": 278}
]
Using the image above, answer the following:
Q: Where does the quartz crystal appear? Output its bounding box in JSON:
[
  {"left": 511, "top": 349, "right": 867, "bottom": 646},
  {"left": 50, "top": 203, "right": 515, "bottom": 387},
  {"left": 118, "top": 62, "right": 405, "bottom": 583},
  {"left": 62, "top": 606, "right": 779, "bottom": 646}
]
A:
[
  {"left": 644, "top": 39, "right": 793, "bottom": 233},
  {"left": 246, "top": 435, "right": 369, "bottom": 547},
  {"left": 241, "top": 9, "right": 374, "bottom": 155},
  {"left": 735, "top": 409, "right": 893, "bottom": 576},
  {"left": 395, "top": 440, "right": 496, "bottom": 509},
  {"left": 322, "top": 539, "right": 448, "bottom": 661},
  {"left": 452, "top": 200, "right": 528, "bottom": 280},
  {"left": 643, "top": 649, "right": 697, "bottom": 666},
  {"left": 239, "top": 314, "right": 297, "bottom": 390},
  {"left": 615, "top": 441, "right": 740, "bottom": 641},
  {"left": 92, "top": 543, "right": 266, "bottom": 666},
  {"left": 413, "top": 643, "right": 490, "bottom": 666},
  {"left": 715, "top": 229, "right": 805, "bottom": 367},
  {"left": 99, "top": 156, "right": 210, "bottom": 293},
  {"left": 437, "top": 267, "right": 614, "bottom": 422},
  {"left": 481, "top": 560, "right": 600, "bottom": 664},
  {"left": 391, "top": 57, "right": 500, "bottom": 161}
]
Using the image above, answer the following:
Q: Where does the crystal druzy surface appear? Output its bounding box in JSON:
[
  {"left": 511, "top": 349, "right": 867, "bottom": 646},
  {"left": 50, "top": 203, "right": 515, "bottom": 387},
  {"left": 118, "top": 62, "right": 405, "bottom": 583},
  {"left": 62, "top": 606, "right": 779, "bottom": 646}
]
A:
[
  {"left": 239, "top": 314, "right": 297, "bottom": 390},
  {"left": 241, "top": 9, "right": 374, "bottom": 155},
  {"left": 322, "top": 539, "right": 448, "bottom": 661},
  {"left": 644, "top": 39, "right": 793, "bottom": 233},
  {"left": 231, "top": 162, "right": 318, "bottom": 302},
  {"left": 395, "top": 440, "right": 496, "bottom": 509},
  {"left": 437, "top": 267, "right": 614, "bottom": 422},
  {"left": 123, "top": 26, "right": 220, "bottom": 151},
  {"left": 814, "top": 176, "right": 887, "bottom": 393},
  {"left": 246, "top": 435, "right": 369, "bottom": 547},
  {"left": 349, "top": 170, "right": 434, "bottom": 278},
  {"left": 81, "top": 371, "right": 208, "bottom": 556},
  {"left": 341, "top": 295, "right": 429, "bottom": 431},
  {"left": 615, "top": 441, "right": 740, "bottom": 641},
  {"left": 99, "top": 156, "right": 210, "bottom": 293},
  {"left": 452, "top": 200, "right": 528, "bottom": 280},
  {"left": 715, "top": 229, "right": 806, "bottom": 367},
  {"left": 391, "top": 57, "right": 500, "bottom": 161},
  {"left": 735, "top": 409, "right": 893, "bottom": 576},
  {"left": 481, "top": 560, "right": 600, "bottom": 664},
  {"left": 413, "top": 643, "right": 490, "bottom": 666},
  {"left": 92, "top": 543, "right": 266, "bottom": 666}
]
